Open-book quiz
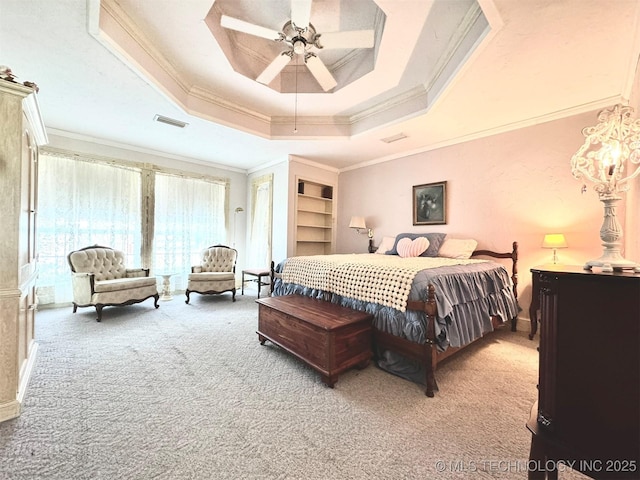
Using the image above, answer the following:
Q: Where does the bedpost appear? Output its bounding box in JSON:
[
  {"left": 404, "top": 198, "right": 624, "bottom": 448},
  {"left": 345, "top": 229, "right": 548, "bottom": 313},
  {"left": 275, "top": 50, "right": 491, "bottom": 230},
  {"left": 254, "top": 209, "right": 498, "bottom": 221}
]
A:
[
  {"left": 511, "top": 241, "right": 519, "bottom": 300},
  {"left": 511, "top": 241, "right": 519, "bottom": 332},
  {"left": 270, "top": 261, "right": 275, "bottom": 295},
  {"left": 424, "top": 284, "right": 438, "bottom": 397}
]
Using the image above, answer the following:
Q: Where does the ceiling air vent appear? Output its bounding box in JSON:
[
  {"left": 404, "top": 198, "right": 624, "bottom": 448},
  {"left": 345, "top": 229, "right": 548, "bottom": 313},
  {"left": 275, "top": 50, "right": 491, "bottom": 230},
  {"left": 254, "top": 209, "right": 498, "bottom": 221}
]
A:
[
  {"left": 153, "top": 114, "right": 188, "bottom": 128},
  {"left": 380, "top": 132, "right": 407, "bottom": 144}
]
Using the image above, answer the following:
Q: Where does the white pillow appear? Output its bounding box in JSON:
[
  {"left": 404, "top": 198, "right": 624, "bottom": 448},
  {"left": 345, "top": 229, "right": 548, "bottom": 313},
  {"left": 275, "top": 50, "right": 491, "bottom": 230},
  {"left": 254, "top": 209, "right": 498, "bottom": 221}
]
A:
[
  {"left": 438, "top": 238, "right": 478, "bottom": 259},
  {"left": 375, "top": 236, "right": 397, "bottom": 254},
  {"left": 397, "top": 237, "right": 430, "bottom": 258}
]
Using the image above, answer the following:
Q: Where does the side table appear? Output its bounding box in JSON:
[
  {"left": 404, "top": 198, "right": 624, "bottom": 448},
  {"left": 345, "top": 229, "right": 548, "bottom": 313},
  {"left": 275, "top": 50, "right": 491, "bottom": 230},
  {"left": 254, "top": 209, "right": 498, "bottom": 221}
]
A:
[
  {"left": 156, "top": 273, "right": 176, "bottom": 301},
  {"left": 241, "top": 268, "right": 270, "bottom": 298}
]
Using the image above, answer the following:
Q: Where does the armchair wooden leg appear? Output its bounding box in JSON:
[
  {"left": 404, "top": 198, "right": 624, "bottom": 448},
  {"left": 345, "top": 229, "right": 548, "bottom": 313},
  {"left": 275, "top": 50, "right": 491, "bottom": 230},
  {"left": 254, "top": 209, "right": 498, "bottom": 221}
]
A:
[
  {"left": 185, "top": 290, "right": 191, "bottom": 304},
  {"left": 232, "top": 289, "right": 236, "bottom": 302},
  {"left": 73, "top": 304, "right": 78, "bottom": 313},
  {"left": 95, "top": 305, "right": 104, "bottom": 322},
  {"left": 153, "top": 294, "right": 159, "bottom": 309}
]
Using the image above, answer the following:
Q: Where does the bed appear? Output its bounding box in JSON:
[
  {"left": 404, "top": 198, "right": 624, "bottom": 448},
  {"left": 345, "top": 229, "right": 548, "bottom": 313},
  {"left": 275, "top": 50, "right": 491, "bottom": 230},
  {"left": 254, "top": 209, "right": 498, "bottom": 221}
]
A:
[{"left": 270, "top": 233, "right": 520, "bottom": 396}]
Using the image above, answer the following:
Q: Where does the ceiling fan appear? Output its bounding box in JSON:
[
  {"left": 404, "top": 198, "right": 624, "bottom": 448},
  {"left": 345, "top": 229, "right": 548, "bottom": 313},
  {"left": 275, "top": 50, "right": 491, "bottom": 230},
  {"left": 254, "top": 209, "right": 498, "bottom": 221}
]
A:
[{"left": 220, "top": 0, "right": 375, "bottom": 91}]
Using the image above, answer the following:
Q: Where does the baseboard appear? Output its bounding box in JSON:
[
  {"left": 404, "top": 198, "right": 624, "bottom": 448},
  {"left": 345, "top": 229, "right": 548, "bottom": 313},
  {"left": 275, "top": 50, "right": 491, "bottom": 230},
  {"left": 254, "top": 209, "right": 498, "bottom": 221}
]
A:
[
  {"left": 0, "top": 342, "right": 38, "bottom": 424},
  {"left": 0, "top": 400, "right": 21, "bottom": 423},
  {"left": 17, "top": 341, "right": 38, "bottom": 404},
  {"left": 514, "top": 316, "right": 532, "bottom": 334}
]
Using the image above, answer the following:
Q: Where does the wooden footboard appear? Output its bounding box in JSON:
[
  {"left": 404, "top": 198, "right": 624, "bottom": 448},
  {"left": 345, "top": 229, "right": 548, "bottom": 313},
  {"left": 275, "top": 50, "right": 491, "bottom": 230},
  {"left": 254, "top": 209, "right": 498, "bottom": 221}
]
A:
[
  {"left": 377, "top": 288, "right": 508, "bottom": 397},
  {"left": 374, "top": 284, "right": 440, "bottom": 396},
  {"left": 474, "top": 241, "right": 519, "bottom": 331},
  {"left": 380, "top": 241, "right": 519, "bottom": 397},
  {"left": 269, "top": 241, "right": 519, "bottom": 397}
]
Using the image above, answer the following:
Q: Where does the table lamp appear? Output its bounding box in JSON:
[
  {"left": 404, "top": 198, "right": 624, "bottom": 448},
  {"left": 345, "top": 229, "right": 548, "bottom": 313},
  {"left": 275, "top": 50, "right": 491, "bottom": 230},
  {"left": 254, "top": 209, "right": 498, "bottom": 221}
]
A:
[{"left": 542, "top": 234, "right": 568, "bottom": 264}]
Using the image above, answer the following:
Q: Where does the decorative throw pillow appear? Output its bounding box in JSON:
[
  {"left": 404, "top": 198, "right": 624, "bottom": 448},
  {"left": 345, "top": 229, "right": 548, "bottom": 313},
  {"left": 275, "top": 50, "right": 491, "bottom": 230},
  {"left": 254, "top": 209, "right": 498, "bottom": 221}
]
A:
[
  {"left": 438, "top": 238, "right": 478, "bottom": 259},
  {"left": 375, "top": 236, "right": 397, "bottom": 254},
  {"left": 387, "top": 232, "right": 446, "bottom": 257},
  {"left": 396, "top": 236, "right": 430, "bottom": 258}
]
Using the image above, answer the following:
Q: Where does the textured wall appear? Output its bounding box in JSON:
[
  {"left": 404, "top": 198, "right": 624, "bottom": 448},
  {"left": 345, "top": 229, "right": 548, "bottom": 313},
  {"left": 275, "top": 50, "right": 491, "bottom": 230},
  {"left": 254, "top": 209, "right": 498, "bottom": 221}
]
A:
[{"left": 337, "top": 111, "right": 625, "bottom": 320}]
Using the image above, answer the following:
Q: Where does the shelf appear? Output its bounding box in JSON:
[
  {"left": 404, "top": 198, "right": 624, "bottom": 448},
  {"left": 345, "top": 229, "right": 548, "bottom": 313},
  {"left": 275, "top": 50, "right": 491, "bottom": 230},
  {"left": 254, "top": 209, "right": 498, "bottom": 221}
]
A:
[
  {"left": 295, "top": 178, "right": 334, "bottom": 256},
  {"left": 298, "top": 208, "right": 331, "bottom": 215},
  {"left": 298, "top": 181, "right": 333, "bottom": 199},
  {"left": 297, "top": 224, "right": 331, "bottom": 229},
  {"left": 298, "top": 193, "right": 332, "bottom": 201}
]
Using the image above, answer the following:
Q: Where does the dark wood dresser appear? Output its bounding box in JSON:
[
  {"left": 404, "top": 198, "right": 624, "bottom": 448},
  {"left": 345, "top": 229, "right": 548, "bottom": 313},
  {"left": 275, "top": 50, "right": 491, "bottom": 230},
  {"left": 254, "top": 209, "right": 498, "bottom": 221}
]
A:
[{"left": 527, "top": 265, "right": 640, "bottom": 479}]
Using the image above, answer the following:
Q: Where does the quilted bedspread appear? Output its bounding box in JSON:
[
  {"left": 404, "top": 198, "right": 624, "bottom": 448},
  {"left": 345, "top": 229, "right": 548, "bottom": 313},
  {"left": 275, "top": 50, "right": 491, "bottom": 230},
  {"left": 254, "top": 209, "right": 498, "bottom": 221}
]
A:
[{"left": 281, "top": 254, "right": 488, "bottom": 312}]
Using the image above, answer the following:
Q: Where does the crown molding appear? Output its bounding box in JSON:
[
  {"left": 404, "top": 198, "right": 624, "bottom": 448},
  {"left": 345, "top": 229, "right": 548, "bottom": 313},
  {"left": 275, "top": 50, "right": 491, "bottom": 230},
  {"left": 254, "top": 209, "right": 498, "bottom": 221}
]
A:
[
  {"left": 45, "top": 128, "right": 247, "bottom": 174},
  {"left": 91, "top": 0, "right": 442, "bottom": 142},
  {"left": 188, "top": 86, "right": 271, "bottom": 124},
  {"left": 289, "top": 155, "right": 340, "bottom": 174},
  {"left": 247, "top": 157, "right": 288, "bottom": 175},
  {"left": 98, "top": 0, "right": 193, "bottom": 96},
  {"left": 341, "top": 97, "right": 624, "bottom": 173}
]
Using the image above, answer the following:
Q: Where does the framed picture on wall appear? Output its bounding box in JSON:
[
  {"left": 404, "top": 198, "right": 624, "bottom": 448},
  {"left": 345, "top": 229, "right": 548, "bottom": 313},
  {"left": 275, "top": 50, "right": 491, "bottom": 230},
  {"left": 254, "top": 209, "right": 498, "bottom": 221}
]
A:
[{"left": 413, "top": 181, "right": 447, "bottom": 225}]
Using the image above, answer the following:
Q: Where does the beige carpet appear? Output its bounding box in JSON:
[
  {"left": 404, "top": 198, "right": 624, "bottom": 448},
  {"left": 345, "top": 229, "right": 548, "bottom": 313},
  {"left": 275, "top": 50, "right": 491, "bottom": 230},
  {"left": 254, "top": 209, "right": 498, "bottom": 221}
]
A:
[{"left": 0, "top": 291, "right": 587, "bottom": 479}]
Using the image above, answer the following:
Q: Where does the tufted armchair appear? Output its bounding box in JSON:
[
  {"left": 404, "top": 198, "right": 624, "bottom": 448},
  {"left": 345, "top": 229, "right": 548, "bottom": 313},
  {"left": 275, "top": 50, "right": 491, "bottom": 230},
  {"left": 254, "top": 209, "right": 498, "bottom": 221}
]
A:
[
  {"left": 67, "top": 245, "right": 159, "bottom": 322},
  {"left": 185, "top": 245, "right": 238, "bottom": 304}
]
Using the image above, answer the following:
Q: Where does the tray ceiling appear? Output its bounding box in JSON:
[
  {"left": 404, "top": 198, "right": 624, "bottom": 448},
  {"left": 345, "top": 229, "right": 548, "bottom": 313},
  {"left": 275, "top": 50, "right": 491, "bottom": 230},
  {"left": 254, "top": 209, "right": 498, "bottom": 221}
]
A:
[{"left": 1, "top": 0, "right": 639, "bottom": 171}]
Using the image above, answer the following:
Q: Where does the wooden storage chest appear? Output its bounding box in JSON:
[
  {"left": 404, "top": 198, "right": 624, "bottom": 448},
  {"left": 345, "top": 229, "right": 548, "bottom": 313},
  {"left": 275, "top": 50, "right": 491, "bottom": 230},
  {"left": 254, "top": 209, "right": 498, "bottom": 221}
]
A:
[{"left": 256, "top": 295, "right": 372, "bottom": 387}]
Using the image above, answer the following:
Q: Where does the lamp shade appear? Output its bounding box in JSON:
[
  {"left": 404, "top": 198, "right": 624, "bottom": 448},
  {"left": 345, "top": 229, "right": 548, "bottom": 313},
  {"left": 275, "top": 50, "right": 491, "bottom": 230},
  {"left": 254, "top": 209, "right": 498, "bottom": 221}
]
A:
[
  {"left": 349, "top": 216, "right": 366, "bottom": 229},
  {"left": 542, "top": 234, "right": 568, "bottom": 249}
]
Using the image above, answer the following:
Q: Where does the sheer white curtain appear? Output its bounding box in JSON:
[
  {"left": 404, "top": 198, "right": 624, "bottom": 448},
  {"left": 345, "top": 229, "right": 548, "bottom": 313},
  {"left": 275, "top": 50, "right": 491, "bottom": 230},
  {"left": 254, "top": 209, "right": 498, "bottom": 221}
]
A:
[
  {"left": 37, "top": 153, "right": 142, "bottom": 304},
  {"left": 153, "top": 173, "right": 227, "bottom": 291},
  {"left": 247, "top": 175, "right": 273, "bottom": 269}
]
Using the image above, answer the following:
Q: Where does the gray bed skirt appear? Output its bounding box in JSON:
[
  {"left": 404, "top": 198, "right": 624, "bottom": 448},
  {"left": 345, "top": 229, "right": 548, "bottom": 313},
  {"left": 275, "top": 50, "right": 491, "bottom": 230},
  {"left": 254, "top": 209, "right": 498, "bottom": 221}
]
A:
[{"left": 272, "top": 260, "right": 519, "bottom": 385}]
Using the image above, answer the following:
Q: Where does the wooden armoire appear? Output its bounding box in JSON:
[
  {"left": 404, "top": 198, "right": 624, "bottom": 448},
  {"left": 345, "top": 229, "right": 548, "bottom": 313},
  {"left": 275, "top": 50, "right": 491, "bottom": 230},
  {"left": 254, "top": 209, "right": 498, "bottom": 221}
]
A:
[{"left": 0, "top": 78, "right": 48, "bottom": 422}]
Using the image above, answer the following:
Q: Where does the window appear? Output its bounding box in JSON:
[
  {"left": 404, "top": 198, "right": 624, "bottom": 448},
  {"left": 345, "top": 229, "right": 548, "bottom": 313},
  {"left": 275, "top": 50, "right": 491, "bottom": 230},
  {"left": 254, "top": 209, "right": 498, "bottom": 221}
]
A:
[
  {"left": 37, "top": 153, "right": 141, "bottom": 304},
  {"left": 246, "top": 174, "right": 273, "bottom": 269},
  {"left": 37, "top": 151, "right": 229, "bottom": 305},
  {"left": 153, "top": 173, "right": 227, "bottom": 290}
]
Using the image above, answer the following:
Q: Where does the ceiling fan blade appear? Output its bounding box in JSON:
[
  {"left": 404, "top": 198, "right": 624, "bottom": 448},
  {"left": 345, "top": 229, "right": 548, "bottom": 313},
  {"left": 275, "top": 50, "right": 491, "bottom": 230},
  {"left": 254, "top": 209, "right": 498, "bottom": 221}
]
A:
[
  {"left": 305, "top": 54, "right": 337, "bottom": 92},
  {"left": 221, "top": 15, "right": 281, "bottom": 41},
  {"left": 256, "top": 52, "right": 293, "bottom": 86},
  {"left": 291, "top": 0, "right": 312, "bottom": 29},
  {"left": 316, "top": 30, "right": 375, "bottom": 49}
]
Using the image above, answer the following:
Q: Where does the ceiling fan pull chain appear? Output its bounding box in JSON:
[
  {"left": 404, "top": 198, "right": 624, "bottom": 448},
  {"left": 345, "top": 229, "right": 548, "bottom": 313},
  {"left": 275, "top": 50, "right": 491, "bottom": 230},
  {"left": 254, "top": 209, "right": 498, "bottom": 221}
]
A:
[{"left": 294, "top": 57, "right": 299, "bottom": 134}]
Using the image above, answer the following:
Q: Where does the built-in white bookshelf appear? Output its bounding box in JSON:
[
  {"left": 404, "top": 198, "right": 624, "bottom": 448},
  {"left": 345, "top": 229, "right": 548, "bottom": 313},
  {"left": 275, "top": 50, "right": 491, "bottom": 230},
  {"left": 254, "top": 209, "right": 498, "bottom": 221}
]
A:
[{"left": 295, "top": 179, "right": 335, "bottom": 256}]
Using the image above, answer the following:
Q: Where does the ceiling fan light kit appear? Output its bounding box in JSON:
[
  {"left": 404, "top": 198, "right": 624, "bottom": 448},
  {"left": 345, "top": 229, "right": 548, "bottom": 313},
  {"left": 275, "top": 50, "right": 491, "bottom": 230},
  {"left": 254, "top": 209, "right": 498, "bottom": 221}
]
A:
[
  {"left": 293, "top": 39, "right": 306, "bottom": 55},
  {"left": 220, "top": 0, "right": 375, "bottom": 92},
  {"left": 282, "top": 21, "right": 317, "bottom": 51}
]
